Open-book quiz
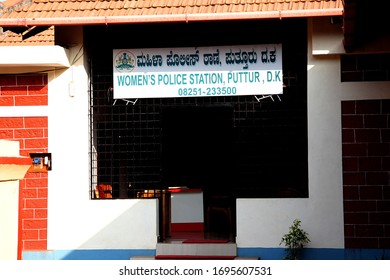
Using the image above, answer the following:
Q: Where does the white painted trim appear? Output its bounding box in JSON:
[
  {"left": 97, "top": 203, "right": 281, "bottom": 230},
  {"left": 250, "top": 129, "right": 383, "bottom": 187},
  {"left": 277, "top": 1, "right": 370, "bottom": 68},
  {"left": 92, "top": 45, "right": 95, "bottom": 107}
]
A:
[
  {"left": 0, "top": 46, "right": 70, "bottom": 74},
  {"left": 0, "top": 106, "right": 48, "bottom": 117}
]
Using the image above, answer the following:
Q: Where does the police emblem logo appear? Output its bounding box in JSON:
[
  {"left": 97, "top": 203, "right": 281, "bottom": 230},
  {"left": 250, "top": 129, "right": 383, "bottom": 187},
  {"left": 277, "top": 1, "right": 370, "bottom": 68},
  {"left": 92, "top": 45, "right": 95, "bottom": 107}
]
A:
[{"left": 114, "top": 51, "right": 136, "bottom": 72}]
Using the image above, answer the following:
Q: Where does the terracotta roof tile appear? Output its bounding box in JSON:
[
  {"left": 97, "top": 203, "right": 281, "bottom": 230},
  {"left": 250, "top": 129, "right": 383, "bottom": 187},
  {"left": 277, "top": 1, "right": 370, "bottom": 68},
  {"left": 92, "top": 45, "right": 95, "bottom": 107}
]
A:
[
  {"left": 0, "top": 25, "right": 54, "bottom": 45},
  {"left": 0, "top": 0, "right": 343, "bottom": 23},
  {"left": 0, "top": 0, "right": 343, "bottom": 45}
]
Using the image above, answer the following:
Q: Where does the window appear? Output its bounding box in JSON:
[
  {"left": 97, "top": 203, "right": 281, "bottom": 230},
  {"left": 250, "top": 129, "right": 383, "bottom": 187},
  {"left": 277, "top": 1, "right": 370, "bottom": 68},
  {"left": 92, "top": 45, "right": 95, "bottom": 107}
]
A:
[{"left": 87, "top": 19, "right": 308, "bottom": 199}]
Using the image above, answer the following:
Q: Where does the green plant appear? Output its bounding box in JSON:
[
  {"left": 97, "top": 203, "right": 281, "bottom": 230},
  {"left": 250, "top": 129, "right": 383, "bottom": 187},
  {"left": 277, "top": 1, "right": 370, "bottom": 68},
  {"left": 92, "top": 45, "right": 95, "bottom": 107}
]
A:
[{"left": 280, "top": 219, "right": 310, "bottom": 260}]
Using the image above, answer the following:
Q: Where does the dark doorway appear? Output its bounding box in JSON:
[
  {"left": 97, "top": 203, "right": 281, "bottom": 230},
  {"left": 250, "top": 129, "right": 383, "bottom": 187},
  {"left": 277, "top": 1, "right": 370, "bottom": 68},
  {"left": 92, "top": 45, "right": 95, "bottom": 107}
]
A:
[{"left": 161, "top": 105, "right": 236, "bottom": 240}]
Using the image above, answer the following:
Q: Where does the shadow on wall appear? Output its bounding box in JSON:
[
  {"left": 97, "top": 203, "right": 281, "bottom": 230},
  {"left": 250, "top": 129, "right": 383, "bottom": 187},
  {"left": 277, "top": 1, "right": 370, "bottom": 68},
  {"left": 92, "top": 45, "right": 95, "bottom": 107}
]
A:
[{"left": 23, "top": 199, "right": 158, "bottom": 260}]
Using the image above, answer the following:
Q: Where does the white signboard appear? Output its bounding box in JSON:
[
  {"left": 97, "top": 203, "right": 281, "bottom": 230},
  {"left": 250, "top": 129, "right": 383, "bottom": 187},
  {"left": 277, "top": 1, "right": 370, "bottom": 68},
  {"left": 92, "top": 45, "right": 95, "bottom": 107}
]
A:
[{"left": 113, "top": 44, "right": 282, "bottom": 99}]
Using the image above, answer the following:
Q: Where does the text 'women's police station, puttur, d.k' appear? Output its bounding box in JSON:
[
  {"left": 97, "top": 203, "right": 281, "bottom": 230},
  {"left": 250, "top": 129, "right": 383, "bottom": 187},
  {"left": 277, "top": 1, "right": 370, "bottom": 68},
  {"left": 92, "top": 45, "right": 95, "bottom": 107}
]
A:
[{"left": 113, "top": 44, "right": 283, "bottom": 99}]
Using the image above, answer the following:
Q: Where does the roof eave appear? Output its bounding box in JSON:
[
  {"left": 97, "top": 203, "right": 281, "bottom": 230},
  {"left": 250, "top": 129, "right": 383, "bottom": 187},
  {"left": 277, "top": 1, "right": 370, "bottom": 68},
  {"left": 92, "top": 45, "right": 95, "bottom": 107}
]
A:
[
  {"left": 0, "top": 9, "right": 343, "bottom": 27},
  {"left": 0, "top": 45, "right": 70, "bottom": 74}
]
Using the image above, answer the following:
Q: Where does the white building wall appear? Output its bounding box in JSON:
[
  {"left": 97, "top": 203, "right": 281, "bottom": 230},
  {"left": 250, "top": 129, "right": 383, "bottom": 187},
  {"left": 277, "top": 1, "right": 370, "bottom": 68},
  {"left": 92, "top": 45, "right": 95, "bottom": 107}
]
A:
[
  {"left": 48, "top": 20, "right": 342, "bottom": 251},
  {"left": 0, "top": 180, "right": 19, "bottom": 259},
  {"left": 47, "top": 29, "right": 158, "bottom": 251},
  {"left": 236, "top": 18, "right": 345, "bottom": 249},
  {"left": 236, "top": 17, "right": 390, "bottom": 249},
  {"left": 46, "top": 19, "right": 390, "bottom": 252}
]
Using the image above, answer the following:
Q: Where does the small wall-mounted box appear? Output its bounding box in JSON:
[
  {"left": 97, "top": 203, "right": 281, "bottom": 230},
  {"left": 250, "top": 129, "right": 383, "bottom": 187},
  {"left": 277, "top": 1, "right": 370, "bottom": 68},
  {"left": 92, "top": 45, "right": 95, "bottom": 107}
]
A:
[{"left": 29, "top": 153, "right": 52, "bottom": 173}]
